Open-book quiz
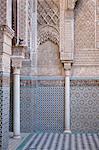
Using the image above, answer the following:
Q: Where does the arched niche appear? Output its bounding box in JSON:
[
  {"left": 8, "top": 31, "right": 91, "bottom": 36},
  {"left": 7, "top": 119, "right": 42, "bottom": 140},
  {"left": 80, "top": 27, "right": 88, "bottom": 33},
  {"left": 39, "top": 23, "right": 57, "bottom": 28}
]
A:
[{"left": 37, "top": 29, "right": 64, "bottom": 76}]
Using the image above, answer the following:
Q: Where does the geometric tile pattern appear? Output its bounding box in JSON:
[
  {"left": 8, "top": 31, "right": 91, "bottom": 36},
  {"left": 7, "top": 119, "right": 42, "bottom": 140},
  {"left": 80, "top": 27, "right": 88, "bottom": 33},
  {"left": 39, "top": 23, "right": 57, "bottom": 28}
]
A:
[
  {"left": 0, "top": 72, "right": 10, "bottom": 150},
  {"left": 16, "top": 132, "right": 99, "bottom": 150},
  {"left": 20, "top": 77, "right": 65, "bottom": 133},
  {"left": 2, "top": 87, "right": 10, "bottom": 150},
  {"left": 19, "top": 78, "right": 99, "bottom": 133},
  {"left": 71, "top": 80, "right": 99, "bottom": 132},
  {"left": 20, "top": 87, "right": 35, "bottom": 132},
  {"left": 9, "top": 78, "right": 99, "bottom": 135},
  {"left": 9, "top": 78, "right": 13, "bottom": 132},
  {"left": 35, "top": 86, "right": 65, "bottom": 133}
]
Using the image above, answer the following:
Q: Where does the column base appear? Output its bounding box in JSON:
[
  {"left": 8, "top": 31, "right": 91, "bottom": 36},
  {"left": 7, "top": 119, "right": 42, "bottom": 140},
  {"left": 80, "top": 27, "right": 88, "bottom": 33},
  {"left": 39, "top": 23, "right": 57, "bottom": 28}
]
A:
[
  {"left": 64, "top": 130, "right": 71, "bottom": 134},
  {"left": 13, "top": 135, "right": 21, "bottom": 139}
]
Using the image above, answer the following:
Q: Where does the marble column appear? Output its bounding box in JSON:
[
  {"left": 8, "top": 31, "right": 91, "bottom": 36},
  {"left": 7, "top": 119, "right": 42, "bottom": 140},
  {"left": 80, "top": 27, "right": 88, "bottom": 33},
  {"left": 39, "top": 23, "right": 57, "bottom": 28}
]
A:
[
  {"left": 13, "top": 67, "right": 21, "bottom": 138},
  {"left": 64, "top": 69, "right": 71, "bottom": 133}
]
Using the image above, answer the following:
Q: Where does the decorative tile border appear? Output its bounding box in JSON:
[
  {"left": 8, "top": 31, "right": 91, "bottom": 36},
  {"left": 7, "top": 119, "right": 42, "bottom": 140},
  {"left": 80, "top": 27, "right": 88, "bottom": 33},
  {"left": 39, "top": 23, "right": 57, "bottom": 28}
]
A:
[
  {"left": 20, "top": 80, "right": 65, "bottom": 87},
  {"left": 20, "top": 80, "right": 36, "bottom": 87},
  {"left": 20, "top": 76, "right": 65, "bottom": 87},
  {"left": 71, "top": 80, "right": 99, "bottom": 86},
  {"left": 37, "top": 80, "right": 65, "bottom": 87},
  {"left": 20, "top": 76, "right": 65, "bottom": 80}
]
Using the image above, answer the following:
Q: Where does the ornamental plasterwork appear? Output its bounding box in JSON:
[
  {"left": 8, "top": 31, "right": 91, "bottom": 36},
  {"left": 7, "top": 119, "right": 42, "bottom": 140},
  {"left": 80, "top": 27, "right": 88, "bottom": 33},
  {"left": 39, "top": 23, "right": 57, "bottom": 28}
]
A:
[
  {"left": 38, "top": 26, "right": 59, "bottom": 45},
  {"left": 37, "top": 0, "right": 60, "bottom": 46},
  {"left": 37, "top": 0, "right": 59, "bottom": 29},
  {"left": 37, "top": 0, "right": 78, "bottom": 46}
]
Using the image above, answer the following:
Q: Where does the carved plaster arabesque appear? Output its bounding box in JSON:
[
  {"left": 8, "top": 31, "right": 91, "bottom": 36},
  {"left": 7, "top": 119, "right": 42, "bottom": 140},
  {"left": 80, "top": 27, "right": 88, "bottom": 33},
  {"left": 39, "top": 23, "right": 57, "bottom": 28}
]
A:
[
  {"left": 37, "top": 0, "right": 64, "bottom": 76},
  {"left": 37, "top": 0, "right": 60, "bottom": 46},
  {"left": 37, "top": 0, "right": 78, "bottom": 70},
  {"left": 37, "top": 0, "right": 59, "bottom": 29},
  {"left": 38, "top": 26, "right": 59, "bottom": 46}
]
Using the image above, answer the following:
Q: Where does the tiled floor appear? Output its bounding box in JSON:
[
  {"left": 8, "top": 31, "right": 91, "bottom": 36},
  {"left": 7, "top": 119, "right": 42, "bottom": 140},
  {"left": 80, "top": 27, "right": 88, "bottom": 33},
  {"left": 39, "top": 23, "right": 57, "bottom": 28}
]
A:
[
  {"left": 15, "top": 132, "right": 99, "bottom": 150},
  {"left": 8, "top": 132, "right": 30, "bottom": 150}
]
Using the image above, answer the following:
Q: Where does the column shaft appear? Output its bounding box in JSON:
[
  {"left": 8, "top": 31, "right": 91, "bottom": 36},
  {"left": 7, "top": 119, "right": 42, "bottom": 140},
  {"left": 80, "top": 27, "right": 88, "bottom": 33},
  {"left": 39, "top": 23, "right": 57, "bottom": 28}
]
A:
[
  {"left": 64, "top": 70, "right": 71, "bottom": 133},
  {"left": 13, "top": 68, "right": 21, "bottom": 138}
]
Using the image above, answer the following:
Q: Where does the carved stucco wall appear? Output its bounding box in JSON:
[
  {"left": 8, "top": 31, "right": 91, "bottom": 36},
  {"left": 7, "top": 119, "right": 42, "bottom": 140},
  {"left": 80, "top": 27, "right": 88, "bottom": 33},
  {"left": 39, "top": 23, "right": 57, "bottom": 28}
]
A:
[
  {"left": 37, "top": 41, "right": 64, "bottom": 76},
  {"left": 37, "top": 0, "right": 64, "bottom": 76},
  {"left": 37, "top": 0, "right": 59, "bottom": 29},
  {"left": 74, "top": 0, "right": 95, "bottom": 50},
  {"left": 72, "top": 0, "right": 99, "bottom": 77}
]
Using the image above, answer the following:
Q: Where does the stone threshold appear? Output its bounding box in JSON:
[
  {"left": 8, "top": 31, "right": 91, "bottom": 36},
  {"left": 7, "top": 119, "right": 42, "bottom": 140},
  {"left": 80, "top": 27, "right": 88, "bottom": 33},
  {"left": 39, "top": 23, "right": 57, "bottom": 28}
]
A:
[{"left": 8, "top": 132, "right": 30, "bottom": 150}]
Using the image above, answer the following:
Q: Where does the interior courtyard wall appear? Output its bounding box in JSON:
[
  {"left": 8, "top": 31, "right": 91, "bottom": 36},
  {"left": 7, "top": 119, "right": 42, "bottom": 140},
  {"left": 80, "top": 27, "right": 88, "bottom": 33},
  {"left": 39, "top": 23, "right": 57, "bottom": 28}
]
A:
[
  {"left": 9, "top": 0, "right": 99, "bottom": 134},
  {"left": 71, "top": 0, "right": 99, "bottom": 132},
  {"left": 19, "top": 0, "right": 65, "bottom": 133}
]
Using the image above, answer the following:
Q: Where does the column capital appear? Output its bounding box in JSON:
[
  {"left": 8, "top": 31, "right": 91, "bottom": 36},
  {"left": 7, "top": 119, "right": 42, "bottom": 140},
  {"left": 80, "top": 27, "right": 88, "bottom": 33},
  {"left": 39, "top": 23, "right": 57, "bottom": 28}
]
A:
[
  {"left": 63, "top": 62, "right": 72, "bottom": 70},
  {"left": 65, "top": 0, "right": 78, "bottom": 10},
  {"left": 63, "top": 62, "right": 72, "bottom": 76},
  {"left": 65, "top": 9, "right": 74, "bottom": 20},
  {"left": 11, "top": 57, "right": 23, "bottom": 69},
  {"left": 13, "top": 67, "right": 20, "bottom": 75}
]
